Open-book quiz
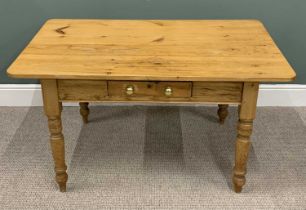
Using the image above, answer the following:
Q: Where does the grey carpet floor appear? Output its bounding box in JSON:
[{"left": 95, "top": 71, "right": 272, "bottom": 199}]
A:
[{"left": 0, "top": 106, "right": 305, "bottom": 209}]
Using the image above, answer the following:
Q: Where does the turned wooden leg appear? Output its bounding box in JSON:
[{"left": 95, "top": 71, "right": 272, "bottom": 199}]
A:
[
  {"left": 233, "top": 82, "right": 259, "bottom": 193},
  {"left": 218, "top": 104, "right": 229, "bottom": 124},
  {"left": 79, "top": 102, "right": 89, "bottom": 124},
  {"left": 41, "top": 80, "right": 68, "bottom": 192},
  {"left": 233, "top": 119, "right": 253, "bottom": 193}
]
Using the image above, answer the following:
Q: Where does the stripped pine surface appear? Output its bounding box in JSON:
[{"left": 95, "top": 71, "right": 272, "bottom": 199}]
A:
[{"left": 7, "top": 19, "right": 295, "bottom": 82}]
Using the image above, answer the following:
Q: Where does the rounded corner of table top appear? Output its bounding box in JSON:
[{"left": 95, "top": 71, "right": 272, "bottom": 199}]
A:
[
  {"left": 6, "top": 67, "right": 18, "bottom": 79},
  {"left": 287, "top": 71, "right": 297, "bottom": 82}
]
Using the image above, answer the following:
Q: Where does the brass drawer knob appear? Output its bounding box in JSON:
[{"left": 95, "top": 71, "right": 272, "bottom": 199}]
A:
[
  {"left": 164, "top": 87, "right": 173, "bottom": 96},
  {"left": 126, "top": 85, "right": 134, "bottom": 95}
]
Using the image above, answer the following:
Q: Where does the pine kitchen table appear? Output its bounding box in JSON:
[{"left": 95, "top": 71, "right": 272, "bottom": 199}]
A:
[{"left": 7, "top": 19, "right": 296, "bottom": 193}]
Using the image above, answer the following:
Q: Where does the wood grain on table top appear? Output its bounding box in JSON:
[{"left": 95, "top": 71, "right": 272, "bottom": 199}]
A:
[{"left": 7, "top": 19, "right": 296, "bottom": 82}]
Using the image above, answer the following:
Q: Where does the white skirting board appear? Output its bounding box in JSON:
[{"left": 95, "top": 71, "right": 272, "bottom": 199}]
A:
[{"left": 0, "top": 84, "right": 305, "bottom": 107}]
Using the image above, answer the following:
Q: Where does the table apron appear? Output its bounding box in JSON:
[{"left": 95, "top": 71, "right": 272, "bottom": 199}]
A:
[{"left": 56, "top": 79, "right": 243, "bottom": 104}]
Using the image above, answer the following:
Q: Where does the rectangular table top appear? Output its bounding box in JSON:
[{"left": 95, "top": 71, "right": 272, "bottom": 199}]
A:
[{"left": 7, "top": 19, "right": 295, "bottom": 82}]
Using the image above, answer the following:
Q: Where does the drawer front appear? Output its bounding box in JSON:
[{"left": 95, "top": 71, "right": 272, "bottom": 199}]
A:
[
  {"left": 57, "top": 80, "right": 242, "bottom": 103},
  {"left": 108, "top": 81, "right": 192, "bottom": 99},
  {"left": 192, "top": 82, "right": 243, "bottom": 102},
  {"left": 58, "top": 80, "right": 107, "bottom": 101}
]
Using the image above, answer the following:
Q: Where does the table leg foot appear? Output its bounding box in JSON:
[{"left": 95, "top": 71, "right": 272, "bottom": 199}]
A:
[
  {"left": 59, "top": 182, "right": 67, "bottom": 192},
  {"left": 218, "top": 104, "right": 229, "bottom": 124},
  {"left": 233, "top": 183, "right": 243, "bottom": 193},
  {"left": 79, "top": 102, "right": 89, "bottom": 124}
]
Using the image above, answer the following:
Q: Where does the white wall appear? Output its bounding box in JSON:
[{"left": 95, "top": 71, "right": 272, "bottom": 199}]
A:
[{"left": 0, "top": 84, "right": 306, "bottom": 107}]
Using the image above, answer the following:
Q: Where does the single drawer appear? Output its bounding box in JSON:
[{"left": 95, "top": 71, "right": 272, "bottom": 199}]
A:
[
  {"left": 108, "top": 81, "right": 192, "bottom": 98},
  {"left": 58, "top": 80, "right": 107, "bottom": 101},
  {"left": 192, "top": 82, "right": 243, "bottom": 102}
]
